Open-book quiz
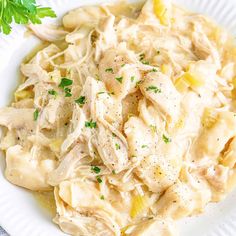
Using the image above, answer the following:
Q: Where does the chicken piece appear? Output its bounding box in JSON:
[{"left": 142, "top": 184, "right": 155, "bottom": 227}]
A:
[
  {"left": 39, "top": 97, "right": 72, "bottom": 130},
  {"left": 98, "top": 45, "right": 141, "bottom": 99},
  {"left": 196, "top": 111, "right": 236, "bottom": 158},
  {"left": 5, "top": 145, "right": 56, "bottom": 191},
  {"left": 221, "top": 137, "right": 236, "bottom": 168},
  {"left": 124, "top": 116, "right": 156, "bottom": 157},
  {"left": 95, "top": 15, "right": 117, "bottom": 61},
  {"left": 140, "top": 72, "right": 181, "bottom": 123},
  {"left": 28, "top": 24, "right": 68, "bottom": 42},
  {"left": 0, "top": 107, "right": 35, "bottom": 131},
  {"left": 48, "top": 144, "right": 88, "bottom": 186},
  {"left": 128, "top": 218, "right": 177, "bottom": 236},
  {"left": 63, "top": 5, "right": 108, "bottom": 29},
  {"left": 192, "top": 23, "right": 220, "bottom": 68},
  {"left": 95, "top": 124, "right": 128, "bottom": 173}
]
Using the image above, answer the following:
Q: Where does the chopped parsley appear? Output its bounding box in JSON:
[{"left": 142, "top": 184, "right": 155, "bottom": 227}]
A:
[
  {"left": 131, "top": 76, "right": 135, "bottom": 82},
  {"left": 91, "top": 166, "right": 101, "bottom": 174},
  {"left": 141, "top": 145, "right": 148, "bottom": 148},
  {"left": 58, "top": 78, "right": 73, "bottom": 88},
  {"left": 85, "top": 120, "right": 97, "bottom": 129},
  {"left": 96, "top": 176, "right": 102, "bottom": 183},
  {"left": 33, "top": 109, "right": 39, "bottom": 121},
  {"left": 139, "top": 53, "right": 145, "bottom": 61},
  {"left": 150, "top": 125, "right": 157, "bottom": 133},
  {"left": 105, "top": 68, "right": 113, "bottom": 73},
  {"left": 112, "top": 170, "right": 116, "bottom": 174},
  {"left": 98, "top": 92, "right": 105, "bottom": 95},
  {"left": 75, "top": 96, "right": 86, "bottom": 106},
  {"left": 48, "top": 89, "right": 57, "bottom": 96},
  {"left": 142, "top": 61, "right": 150, "bottom": 65},
  {"left": 151, "top": 68, "right": 158, "bottom": 72},
  {"left": 64, "top": 87, "right": 72, "bottom": 97},
  {"left": 162, "top": 134, "right": 171, "bottom": 144},
  {"left": 115, "top": 143, "right": 121, "bottom": 150},
  {"left": 100, "top": 195, "right": 105, "bottom": 200},
  {"left": 112, "top": 133, "right": 116, "bottom": 137},
  {"left": 146, "top": 86, "right": 161, "bottom": 93},
  {"left": 115, "top": 76, "right": 123, "bottom": 83},
  {"left": 121, "top": 63, "right": 126, "bottom": 67},
  {"left": 59, "top": 78, "right": 73, "bottom": 97}
]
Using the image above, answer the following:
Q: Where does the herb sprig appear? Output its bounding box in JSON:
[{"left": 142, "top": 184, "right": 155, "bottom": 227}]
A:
[{"left": 0, "top": 0, "right": 56, "bottom": 35}]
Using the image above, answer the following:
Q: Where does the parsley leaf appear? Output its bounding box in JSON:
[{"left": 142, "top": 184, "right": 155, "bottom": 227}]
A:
[
  {"left": 91, "top": 166, "right": 101, "bottom": 174},
  {"left": 141, "top": 145, "right": 148, "bottom": 148},
  {"left": 162, "top": 134, "right": 171, "bottom": 144},
  {"left": 146, "top": 86, "right": 161, "bottom": 93},
  {"left": 96, "top": 176, "right": 102, "bottom": 183},
  {"left": 115, "top": 76, "right": 123, "bottom": 83},
  {"left": 131, "top": 76, "right": 135, "bottom": 82},
  {"left": 75, "top": 96, "right": 86, "bottom": 106},
  {"left": 100, "top": 195, "right": 105, "bottom": 200},
  {"left": 85, "top": 120, "right": 97, "bottom": 129},
  {"left": 105, "top": 68, "right": 113, "bottom": 73},
  {"left": 33, "top": 108, "right": 39, "bottom": 121},
  {"left": 0, "top": 0, "right": 56, "bottom": 35},
  {"left": 48, "top": 89, "right": 57, "bottom": 97},
  {"left": 115, "top": 143, "right": 120, "bottom": 150},
  {"left": 59, "top": 78, "right": 73, "bottom": 88}
]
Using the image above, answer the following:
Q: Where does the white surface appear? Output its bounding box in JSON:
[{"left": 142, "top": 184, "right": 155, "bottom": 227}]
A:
[{"left": 1, "top": 0, "right": 236, "bottom": 235}]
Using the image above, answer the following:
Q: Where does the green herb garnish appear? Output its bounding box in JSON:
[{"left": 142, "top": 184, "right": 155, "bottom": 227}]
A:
[
  {"left": 131, "top": 76, "right": 135, "bottom": 82},
  {"left": 115, "top": 76, "right": 123, "bottom": 83},
  {"left": 48, "top": 89, "right": 57, "bottom": 97},
  {"left": 146, "top": 86, "right": 161, "bottom": 93},
  {"left": 75, "top": 96, "right": 85, "bottom": 106},
  {"left": 59, "top": 78, "right": 73, "bottom": 88},
  {"left": 162, "top": 134, "right": 171, "bottom": 144},
  {"left": 0, "top": 0, "right": 56, "bottom": 35},
  {"left": 100, "top": 195, "right": 105, "bottom": 200},
  {"left": 85, "top": 120, "right": 97, "bottom": 129},
  {"left": 141, "top": 145, "right": 148, "bottom": 148},
  {"left": 91, "top": 166, "right": 101, "bottom": 174},
  {"left": 115, "top": 143, "right": 120, "bottom": 150},
  {"left": 105, "top": 68, "right": 113, "bottom": 73},
  {"left": 96, "top": 176, "right": 102, "bottom": 183},
  {"left": 33, "top": 108, "right": 39, "bottom": 121}
]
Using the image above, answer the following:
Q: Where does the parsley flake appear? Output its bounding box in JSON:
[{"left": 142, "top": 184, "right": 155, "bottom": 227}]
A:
[
  {"left": 96, "top": 176, "right": 102, "bottom": 183},
  {"left": 162, "top": 134, "right": 171, "bottom": 144},
  {"left": 139, "top": 53, "right": 145, "bottom": 61},
  {"left": 59, "top": 78, "right": 73, "bottom": 88},
  {"left": 141, "top": 145, "right": 148, "bottom": 148},
  {"left": 33, "top": 108, "right": 39, "bottom": 121},
  {"left": 112, "top": 170, "right": 116, "bottom": 174},
  {"left": 151, "top": 68, "right": 158, "bottom": 72},
  {"left": 146, "top": 86, "right": 161, "bottom": 93},
  {"left": 115, "top": 76, "right": 123, "bottom": 83},
  {"left": 91, "top": 166, "right": 101, "bottom": 174},
  {"left": 100, "top": 195, "right": 105, "bottom": 200},
  {"left": 85, "top": 120, "right": 97, "bottom": 129},
  {"left": 48, "top": 89, "right": 57, "bottom": 96},
  {"left": 115, "top": 143, "right": 120, "bottom": 150},
  {"left": 75, "top": 96, "right": 86, "bottom": 106},
  {"left": 105, "top": 68, "right": 113, "bottom": 73},
  {"left": 131, "top": 76, "right": 135, "bottom": 82}
]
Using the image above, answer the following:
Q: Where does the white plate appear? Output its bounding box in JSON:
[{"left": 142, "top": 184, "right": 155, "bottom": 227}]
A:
[{"left": 1, "top": 0, "right": 236, "bottom": 235}]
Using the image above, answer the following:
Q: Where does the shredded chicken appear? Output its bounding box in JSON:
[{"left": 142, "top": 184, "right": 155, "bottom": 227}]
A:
[{"left": 1, "top": 0, "right": 236, "bottom": 235}]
